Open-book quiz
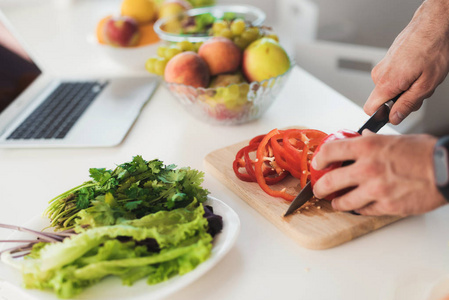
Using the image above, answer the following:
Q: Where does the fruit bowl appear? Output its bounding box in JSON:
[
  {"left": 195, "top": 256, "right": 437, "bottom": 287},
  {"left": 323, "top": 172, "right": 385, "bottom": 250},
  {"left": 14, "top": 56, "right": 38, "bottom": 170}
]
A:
[
  {"left": 87, "top": 34, "right": 161, "bottom": 70},
  {"left": 165, "top": 59, "right": 294, "bottom": 125}
]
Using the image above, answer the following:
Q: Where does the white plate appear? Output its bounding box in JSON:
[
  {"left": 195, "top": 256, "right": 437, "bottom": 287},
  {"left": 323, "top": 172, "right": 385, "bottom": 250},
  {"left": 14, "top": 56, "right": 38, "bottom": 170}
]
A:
[{"left": 0, "top": 196, "right": 240, "bottom": 300}]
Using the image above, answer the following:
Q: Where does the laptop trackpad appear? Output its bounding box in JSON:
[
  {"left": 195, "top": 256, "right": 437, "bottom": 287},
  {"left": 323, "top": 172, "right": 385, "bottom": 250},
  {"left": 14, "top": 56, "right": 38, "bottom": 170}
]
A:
[{"left": 66, "top": 77, "right": 159, "bottom": 147}]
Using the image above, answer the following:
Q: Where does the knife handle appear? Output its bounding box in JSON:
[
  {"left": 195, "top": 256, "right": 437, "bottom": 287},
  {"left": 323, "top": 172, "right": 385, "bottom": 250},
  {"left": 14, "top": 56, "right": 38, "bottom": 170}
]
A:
[{"left": 390, "top": 91, "right": 404, "bottom": 103}]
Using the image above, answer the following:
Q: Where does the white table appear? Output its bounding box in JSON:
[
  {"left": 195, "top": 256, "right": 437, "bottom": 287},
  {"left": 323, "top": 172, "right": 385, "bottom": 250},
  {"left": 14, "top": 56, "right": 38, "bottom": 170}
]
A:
[{"left": 1, "top": 1, "right": 449, "bottom": 300}]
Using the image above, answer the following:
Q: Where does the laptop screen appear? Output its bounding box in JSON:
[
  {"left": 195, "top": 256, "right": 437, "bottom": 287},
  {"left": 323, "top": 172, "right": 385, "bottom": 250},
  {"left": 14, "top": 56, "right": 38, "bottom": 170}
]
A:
[{"left": 0, "top": 19, "right": 41, "bottom": 114}]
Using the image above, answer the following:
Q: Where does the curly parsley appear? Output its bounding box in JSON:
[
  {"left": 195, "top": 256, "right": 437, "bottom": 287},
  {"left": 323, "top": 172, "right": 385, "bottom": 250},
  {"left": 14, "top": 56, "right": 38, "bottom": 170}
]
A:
[{"left": 45, "top": 156, "right": 209, "bottom": 230}]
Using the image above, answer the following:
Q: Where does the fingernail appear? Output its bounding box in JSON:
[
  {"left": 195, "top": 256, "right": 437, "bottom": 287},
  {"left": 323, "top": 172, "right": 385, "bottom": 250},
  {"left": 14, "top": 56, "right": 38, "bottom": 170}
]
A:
[
  {"left": 391, "top": 111, "right": 405, "bottom": 124},
  {"left": 311, "top": 157, "right": 318, "bottom": 169},
  {"left": 331, "top": 200, "right": 338, "bottom": 210}
]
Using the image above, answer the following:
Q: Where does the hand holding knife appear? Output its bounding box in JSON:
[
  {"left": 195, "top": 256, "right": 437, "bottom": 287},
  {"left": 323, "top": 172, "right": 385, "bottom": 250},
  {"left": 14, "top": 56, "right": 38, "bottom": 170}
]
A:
[{"left": 284, "top": 93, "right": 403, "bottom": 217}]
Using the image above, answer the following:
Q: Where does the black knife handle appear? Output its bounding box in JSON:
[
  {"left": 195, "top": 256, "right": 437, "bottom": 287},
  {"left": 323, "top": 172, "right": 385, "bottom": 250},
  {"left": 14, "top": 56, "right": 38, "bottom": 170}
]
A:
[{"left": 357, "top": 92, "right": 403, "bottom": 134}]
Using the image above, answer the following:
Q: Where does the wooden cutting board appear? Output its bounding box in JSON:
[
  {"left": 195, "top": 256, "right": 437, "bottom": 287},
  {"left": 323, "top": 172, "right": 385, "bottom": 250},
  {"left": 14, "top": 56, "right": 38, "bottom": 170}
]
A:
[{"left": 204, "top": 133, "right": 403, "bottom": 250}]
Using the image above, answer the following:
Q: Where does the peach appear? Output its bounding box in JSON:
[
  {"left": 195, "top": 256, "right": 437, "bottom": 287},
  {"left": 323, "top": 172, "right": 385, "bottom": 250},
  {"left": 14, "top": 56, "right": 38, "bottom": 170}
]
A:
[
  {"left": 159, "top": 0, "right": 192, "bottom": 19},
  {"left": 198, "top": 37, "right": 242, "bottom": 76},
  {"left": 96, "top": 15, "right": 112, "bottom": 44},
  {"left": 164, "top": 51, "right": 210, "bottom": 88},
  {"left": 136, "top": 22, "right": 160, "bottom": 46},
  {"left": 103, "top": 16, "right": 140, "bottom": 47}
]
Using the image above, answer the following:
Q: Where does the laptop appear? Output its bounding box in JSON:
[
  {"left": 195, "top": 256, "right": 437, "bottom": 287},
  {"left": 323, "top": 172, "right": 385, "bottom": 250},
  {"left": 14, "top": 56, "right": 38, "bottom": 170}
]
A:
[{"left": 0, "top": 11, "right": 159, "bottom": 148}]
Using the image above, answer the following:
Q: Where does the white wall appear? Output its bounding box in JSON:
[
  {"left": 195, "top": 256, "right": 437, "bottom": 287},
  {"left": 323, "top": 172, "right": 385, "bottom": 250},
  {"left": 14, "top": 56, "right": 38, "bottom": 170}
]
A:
[
  {"left": 310, "top": 0, "right": 449, "bottom": 135},
  {"left": 218, "top": 0, "right": 277, "bottom": 24},
  {"left": 313, "top": 0, "right": 421, "bottom": 48}
]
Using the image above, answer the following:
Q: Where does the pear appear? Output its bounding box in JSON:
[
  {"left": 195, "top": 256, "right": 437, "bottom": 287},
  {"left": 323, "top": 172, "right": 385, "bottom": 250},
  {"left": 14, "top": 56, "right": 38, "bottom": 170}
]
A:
[{"left": 242, "top": 38, "right": 290, "bottom": 83}]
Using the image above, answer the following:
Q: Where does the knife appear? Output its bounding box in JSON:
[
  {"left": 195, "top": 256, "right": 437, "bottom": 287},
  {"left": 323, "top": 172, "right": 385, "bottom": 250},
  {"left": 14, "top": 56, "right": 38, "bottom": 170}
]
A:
[{"left": 284, "top": 93, "right": 403, "bottom": 217}]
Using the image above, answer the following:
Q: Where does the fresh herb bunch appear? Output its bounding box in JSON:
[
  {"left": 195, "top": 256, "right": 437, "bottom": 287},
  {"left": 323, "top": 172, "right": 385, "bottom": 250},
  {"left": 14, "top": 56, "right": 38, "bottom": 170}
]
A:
[{"left": 45, "top": 156, "right": 209, "bottom": 230}]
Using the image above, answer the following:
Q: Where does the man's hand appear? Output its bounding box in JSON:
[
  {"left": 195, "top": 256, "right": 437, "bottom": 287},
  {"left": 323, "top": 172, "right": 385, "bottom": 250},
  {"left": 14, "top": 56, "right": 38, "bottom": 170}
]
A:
[
  {"left": 364, "top": 0, "right": 449, "bottom": 125},
  {"left": 311, "top": 130, "right": 447, "bottom": 216}
]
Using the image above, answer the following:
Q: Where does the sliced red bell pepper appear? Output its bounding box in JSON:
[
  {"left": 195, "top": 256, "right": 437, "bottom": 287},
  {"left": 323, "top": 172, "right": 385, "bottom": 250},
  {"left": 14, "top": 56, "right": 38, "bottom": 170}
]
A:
[
  {"left": 233, "top": 128, "right": 328, "bottom": 201},
  {"left": 254, "top": 129, "right": 295, "bottom": 201},
  {"left": 233, "top": 146, "right": 255, "bottom": 182}
]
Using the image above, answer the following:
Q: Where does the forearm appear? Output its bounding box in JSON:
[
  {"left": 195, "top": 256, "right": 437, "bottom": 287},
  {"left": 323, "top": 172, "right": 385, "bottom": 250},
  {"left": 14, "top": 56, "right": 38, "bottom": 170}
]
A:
[
  {"left": 413, "top": 0, "right": 449, "bottom": 36},
  {"left": 365, "top": 0, "right": 449, "bottom": 124}
]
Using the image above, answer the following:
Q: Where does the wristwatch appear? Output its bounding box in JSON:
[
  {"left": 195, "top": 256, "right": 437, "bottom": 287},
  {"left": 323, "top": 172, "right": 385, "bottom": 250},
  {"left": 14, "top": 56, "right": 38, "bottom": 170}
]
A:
[{"left": 434, "top": 135, "right": 449, "bottom": 201}]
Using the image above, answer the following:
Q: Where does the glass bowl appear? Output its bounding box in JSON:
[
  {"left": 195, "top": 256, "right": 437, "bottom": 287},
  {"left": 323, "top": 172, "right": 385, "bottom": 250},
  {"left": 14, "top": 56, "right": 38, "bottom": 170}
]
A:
[
  {"left": 154, "top": 5, "right": 266, "bottom": 43},
  {"left": 165, "top": 60, "right": 295, "bottom": 125}
]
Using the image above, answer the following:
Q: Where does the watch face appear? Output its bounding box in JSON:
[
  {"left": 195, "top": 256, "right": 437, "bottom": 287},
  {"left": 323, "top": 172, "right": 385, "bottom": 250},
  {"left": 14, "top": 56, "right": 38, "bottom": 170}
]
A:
[{"left": 434, "top": 146, "right": 449, "bottom": 186}]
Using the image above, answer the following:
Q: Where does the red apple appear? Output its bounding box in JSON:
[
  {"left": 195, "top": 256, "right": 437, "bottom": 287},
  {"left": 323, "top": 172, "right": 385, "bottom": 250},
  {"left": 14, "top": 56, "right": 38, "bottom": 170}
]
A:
[
  {"left": 198, "top": 37, "right": 242, "bottom": 76},
  {"left": 164, "top": 51, "right": 210, "bottom": 88},
  {"left": 310, "top": 129, "right": 360, "bottom": 200},
  {"left": 103, "top": 16, "right": 140, "bottom": 47}
]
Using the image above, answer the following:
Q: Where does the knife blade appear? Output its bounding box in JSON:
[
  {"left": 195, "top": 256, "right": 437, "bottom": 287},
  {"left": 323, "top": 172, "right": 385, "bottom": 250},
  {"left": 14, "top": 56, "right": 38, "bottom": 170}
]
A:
[
  {"left": 284, "top": 181, "right": 313, "bottom": 216},
  {"left": 283, "top": 93, "right": 403, "bottom": 217}
]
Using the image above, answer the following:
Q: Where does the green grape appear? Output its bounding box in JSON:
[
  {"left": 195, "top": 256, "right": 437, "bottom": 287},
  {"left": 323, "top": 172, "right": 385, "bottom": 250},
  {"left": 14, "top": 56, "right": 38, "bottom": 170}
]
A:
[
  {"left": 164, "top": 46, "right": 182, "bottom": 60},
  {"left": 177, "top": 40, "right": 194, "bottom": 51},
  {"left": 212, "top": 21, "right": 228, "bottom": 34},
  {"left": 237, "top": 83, "right": 250, "bottom": 105},
  {"left": 223, "top": 85, "right": 240, "bottom": 102},
  {"left": 247, "top": 27, "right": 260, "bottom": 36},
  {"left": 242, "top": 27, "right": 261, "bottom": 42},
  {"left": 157, "top": 46, "right": 167, "bottom": 58},
  {"left": 239, "top": 83, "right": 250, "bottom": 96},
  {"left": 230, "top": 19, "right": 246, "bottom": 36},
  {"left": 241, "top": 30, "right": 258, "bottom": 43},
  {"left": 233, "top": 36, "right": 249, "bottom": 49},
  {"left": 216, "top": 28, "right": 233, "bottom": 39},
  {"left": 215, "top": 87, "right": 226, "bottom": 102},
  {"left": 193, "top": 42, "right": 203, "bottom": 52},
  {"left": 154, "top": 57, "right": 168, "bottom": 76},
  {"left": 145, "top": 57, "right": 158, "bottom": 74}
]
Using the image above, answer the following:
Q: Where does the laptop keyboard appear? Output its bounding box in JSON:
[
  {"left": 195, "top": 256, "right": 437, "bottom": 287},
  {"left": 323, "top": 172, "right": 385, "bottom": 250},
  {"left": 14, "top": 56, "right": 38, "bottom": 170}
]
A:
[{"left": 7, "top": 81, "right": 108, "bottom": 140}]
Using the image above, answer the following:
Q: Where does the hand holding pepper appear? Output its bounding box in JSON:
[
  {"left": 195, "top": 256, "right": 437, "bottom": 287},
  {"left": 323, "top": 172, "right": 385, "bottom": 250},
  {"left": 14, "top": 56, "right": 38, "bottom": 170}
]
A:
[{"left": 311, "top": 130, "right": 447, "bottom": 216}]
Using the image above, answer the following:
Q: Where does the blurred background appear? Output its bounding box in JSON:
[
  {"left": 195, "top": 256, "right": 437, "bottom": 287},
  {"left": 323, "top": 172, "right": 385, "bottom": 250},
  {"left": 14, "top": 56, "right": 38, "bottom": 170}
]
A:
[
  {"left": 1, "top": 0, "right": 448, "bottom": 136},
  {"left": 225, "top": 0, "right": 449, "bottom": 136}
]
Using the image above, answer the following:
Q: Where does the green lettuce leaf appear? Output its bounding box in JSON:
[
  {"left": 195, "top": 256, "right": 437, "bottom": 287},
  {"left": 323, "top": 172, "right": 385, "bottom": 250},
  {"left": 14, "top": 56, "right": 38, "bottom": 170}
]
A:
[{"left": 14, "top": 202, "right": 212, "bottom": 298}]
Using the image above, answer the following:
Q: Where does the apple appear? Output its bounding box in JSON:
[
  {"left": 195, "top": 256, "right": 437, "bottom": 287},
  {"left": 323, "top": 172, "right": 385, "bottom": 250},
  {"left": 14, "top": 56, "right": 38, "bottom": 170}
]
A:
[
  {"left": 159, "top": 0, "right": 192, "bottom": 19},
  {"left": 242, "top": 37, "right": 290, "bottom": 82},
  {"left": 310, "top": 129, "right": 360, "bottom": 200},
  {"left": 164, "top": 51, "right": 210, "bottom": 88},
  {"left": 103, "top": 16, "right": 141, "bottom": 47},
  {"left": 198, "top": 37, "right": 242, "bottom": 76}
]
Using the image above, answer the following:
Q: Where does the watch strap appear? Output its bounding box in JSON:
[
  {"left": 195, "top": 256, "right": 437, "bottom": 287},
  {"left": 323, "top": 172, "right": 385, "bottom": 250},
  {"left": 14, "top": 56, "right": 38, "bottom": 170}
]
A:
[{"left": 434, "top": 135, "right": 449, "bottom": 202}]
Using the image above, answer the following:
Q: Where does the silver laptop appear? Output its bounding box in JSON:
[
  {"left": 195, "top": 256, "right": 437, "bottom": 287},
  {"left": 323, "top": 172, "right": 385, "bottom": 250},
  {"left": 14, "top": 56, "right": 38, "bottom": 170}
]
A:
[{"left": 0, "top": 12, "right": 159, "bottom": 148}]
